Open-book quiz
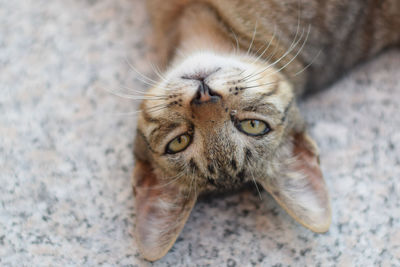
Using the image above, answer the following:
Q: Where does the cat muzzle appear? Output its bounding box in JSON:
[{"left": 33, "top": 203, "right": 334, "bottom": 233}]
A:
[{"left": 191, "top": 80, "right": 221, "bottom": 105}]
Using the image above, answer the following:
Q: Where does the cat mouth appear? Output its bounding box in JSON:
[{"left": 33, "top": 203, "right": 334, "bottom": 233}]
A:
[{"left": 181, "top": 67, "right": 221, "bottom": 81}]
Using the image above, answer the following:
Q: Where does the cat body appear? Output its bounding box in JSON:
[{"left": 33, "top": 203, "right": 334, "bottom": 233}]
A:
[
  {"left": 148, "top": 0, "right": 400, "bottom": 92},
  {"left": 133, "top": 0, "right": 400, "bottom": 261}
]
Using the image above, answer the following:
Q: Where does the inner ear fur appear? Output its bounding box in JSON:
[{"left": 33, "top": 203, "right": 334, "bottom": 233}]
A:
[
  {"left": 258, "top": 132, "right": 332, "bottom": 233},
  {"left": 132, "top": 133, "right": 196, "bottom": 261}
]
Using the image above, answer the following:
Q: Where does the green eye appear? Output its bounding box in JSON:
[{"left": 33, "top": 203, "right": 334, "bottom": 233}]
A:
[
  {"left": 237, "top": 119, "right": 270, "bottom": 136},
  {"left": 166, "top": 133, "right": 192, "bottom": 154}
]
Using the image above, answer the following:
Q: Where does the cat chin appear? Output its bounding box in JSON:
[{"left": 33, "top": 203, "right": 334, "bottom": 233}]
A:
[{"left": 166, "top": 50, "right": 254, "bottom": 79}]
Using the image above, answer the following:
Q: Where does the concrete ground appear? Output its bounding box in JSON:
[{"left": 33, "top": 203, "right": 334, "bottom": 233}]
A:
[{"left": 1, "top": 0, "right": 399, "bottom": 266}]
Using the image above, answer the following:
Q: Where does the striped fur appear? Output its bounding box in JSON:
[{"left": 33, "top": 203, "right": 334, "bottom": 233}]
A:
[{"left": 132, "top": 0, "right": 399, "bottom": 261}]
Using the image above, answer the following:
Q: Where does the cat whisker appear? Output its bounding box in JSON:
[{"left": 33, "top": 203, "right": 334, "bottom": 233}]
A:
[
  {"left": 218, "top": 69, "right": 249, "bottom": 84},
  {"left": 98, "top": 86, "right": 170, "bottom": 101},
  {"left": 127, "top": 85, "right": 180, "bottom": 97},
  {"left": 150, "top": 62, "right": 170, "bottom": 84},
  {"left": 250, "top": 24, "right": 277, "bottom": 65},
  {"left": 242, "top": 23, "right": 305, "bottom": 83},
  {"left": 250, "top": 1, "right": 306, "bottom": 80},
  {"left": 107, "top": 102, "right": 171, "bottom": 117},
  {"left": 241, "top": 9, "right": 303, "bottom": 81},
  {"left": 163, "top": 84, "right": 190, "bottom": 92},
  {"left": 292, "top": 48, "right": 321, "bottom": 76},
  {"left": 240, "top": 81, "right": 280, "bottom": 90},
  {"left": 145, "top": 104, "right": 169, "bottom": 112},
  {"left": 119, "top": 79, "right": 182, "bottom": 97},
  {"left": 144, "top": 105, "right": 172, "bottom": 115},
  {"left": 117, "top": 84, "right": 148, "bottom": 94},
  {"left": 125, "top": 60, "right": 182, "bottom": 92},
  {"left": 119, "top": 85, "right": 171, "bottom": 98},
  {"left": 250, "top": 41, "right": 268, "bottom": 62},
  {"left": 95, "top": 109, "right": 143, "bottom": 117},
  {"left": 229, "top": 27, "right": 240, "bottom": 54},
  {"left": 133, "top": 77, "right": 162, "bottom": 88},
  {"left": 248, "top": 159, "right": 262, "bottom": 200},
  {"left": 246, "top": 19, "right": 258, "bottom": 55},
  {"left": 238, "top": 32, "right": 282, "bottom": 81},
  {"left": 125, "top": 57, "right": 162, "bottom": 87},
  {"left": 101, "top": 87, "right": 169, "bottom": 101},
  {"left": 267, "top": 24, "right": 311, "bottom": 77}
]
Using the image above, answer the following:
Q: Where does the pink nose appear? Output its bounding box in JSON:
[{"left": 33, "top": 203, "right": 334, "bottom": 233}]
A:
[{"left": 191, "top": 81, "right": 221, "bottom": 105}]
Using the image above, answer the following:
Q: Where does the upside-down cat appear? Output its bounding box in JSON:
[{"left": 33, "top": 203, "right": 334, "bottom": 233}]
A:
[{"left": 132, "top": 0, "right": 400, "bottom": 261}]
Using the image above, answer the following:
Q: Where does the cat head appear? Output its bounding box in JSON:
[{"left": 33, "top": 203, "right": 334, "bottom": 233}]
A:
[{"left": 133, "top": 51, "right": 331, "bottom": 261}]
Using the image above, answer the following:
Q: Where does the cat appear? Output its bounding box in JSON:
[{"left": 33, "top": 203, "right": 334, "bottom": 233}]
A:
[{"left": 132, "top": 0, "right": 400, "bottom": 261}]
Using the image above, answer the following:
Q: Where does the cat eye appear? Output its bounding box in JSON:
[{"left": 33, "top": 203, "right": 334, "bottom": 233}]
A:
[
  {"left": 237, "top": 119, "right": 270, "bottom": 136},
  {"left": 166, "top": 133, "right": 192, "bottom": 154}
]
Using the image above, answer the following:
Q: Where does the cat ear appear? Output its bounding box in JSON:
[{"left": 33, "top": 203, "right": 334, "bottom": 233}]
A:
[
  {"left": 133, "top": 159, "right": 196, "bottom": 261},
  {"left": 258, "top": 132, "right": 331, "bottom": 233}
]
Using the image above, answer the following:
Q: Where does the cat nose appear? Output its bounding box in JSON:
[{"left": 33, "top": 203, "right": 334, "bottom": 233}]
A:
[{"left": 191, "top": 80, "right": 221, "bottom": 105}]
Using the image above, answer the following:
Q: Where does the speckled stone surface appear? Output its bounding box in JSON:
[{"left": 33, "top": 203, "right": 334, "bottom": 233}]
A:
[{"left": 1, "top": 0, "right": 399, "bottom": 266}]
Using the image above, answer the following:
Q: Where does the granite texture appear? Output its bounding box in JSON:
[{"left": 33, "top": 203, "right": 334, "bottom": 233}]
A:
[{"left": 1, "top": 0, "right": 399, "bottom": 266}]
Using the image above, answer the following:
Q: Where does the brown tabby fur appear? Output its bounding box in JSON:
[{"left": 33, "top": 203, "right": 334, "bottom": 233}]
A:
[{"left": 132, "top": 0, "right": 400, "bottom": 261}]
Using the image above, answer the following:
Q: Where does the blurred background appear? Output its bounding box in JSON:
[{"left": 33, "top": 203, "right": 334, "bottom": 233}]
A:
[{"left": 1, "top": 0, "right": 399, "bottom": 266}]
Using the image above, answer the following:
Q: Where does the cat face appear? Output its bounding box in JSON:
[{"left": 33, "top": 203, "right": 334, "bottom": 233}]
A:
[
  {"left": 136, "top": 51, "right": 295, "bottom": 189},
  {"left": 133, "top": 51, "right": 330, "bottom": 261}
]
